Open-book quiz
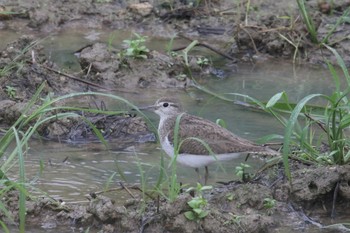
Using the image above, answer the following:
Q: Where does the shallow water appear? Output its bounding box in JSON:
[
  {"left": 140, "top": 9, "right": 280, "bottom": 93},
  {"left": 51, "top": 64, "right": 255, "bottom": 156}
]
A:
[{"left": 2, "top": 29, "right": 339, "bottom": 204}]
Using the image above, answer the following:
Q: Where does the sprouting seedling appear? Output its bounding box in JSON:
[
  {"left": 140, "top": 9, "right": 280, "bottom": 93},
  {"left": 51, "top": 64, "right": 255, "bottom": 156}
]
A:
[
  {"left": 5, "top": 86, "right": 17, "bottom": 99},
  {"left": 235, "top": 163, "right": 251, "bottom": 182},
  {"left": 184, "top": 183, "right": 212, "bottom": 221},
  {"left": 121, "top": 33, "right": 150, "bottom": 59}
]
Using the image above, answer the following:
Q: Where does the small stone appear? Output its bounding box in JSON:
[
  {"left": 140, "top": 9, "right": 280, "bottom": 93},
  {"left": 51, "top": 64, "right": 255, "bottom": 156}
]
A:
[{"left": 128, "top": 3, "right": 153, "bottom": 17}]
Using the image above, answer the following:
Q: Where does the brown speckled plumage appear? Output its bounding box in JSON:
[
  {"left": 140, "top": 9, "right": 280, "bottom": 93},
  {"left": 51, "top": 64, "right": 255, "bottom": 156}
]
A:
[{"left": 160, "top": 113, "right": 278, "bottom": 155}]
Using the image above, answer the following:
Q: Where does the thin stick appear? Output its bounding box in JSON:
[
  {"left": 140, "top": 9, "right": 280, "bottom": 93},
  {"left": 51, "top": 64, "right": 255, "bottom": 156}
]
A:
[{"left": 119, "top": 182, "right": 135, "bottom": 199}]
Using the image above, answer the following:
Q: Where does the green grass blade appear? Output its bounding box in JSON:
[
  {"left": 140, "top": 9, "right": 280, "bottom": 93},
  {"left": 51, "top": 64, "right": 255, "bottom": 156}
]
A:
[
  {"left": 168, "top": 113, "right": 185, "bottom": 201},
  {"left": 12, "top": 128, "right": 26, "bottom": 233},
  {"left": 255, "top": 134, "right": 284, "bottom": 144},
  {"left": 322, "top": 7, "right": 350, "bottom": 44},
  {"left": 323, "top": 44, "right": 350, "bottom": 85},
  {"left": 182, "top": 40, "right": 199, "bottom": 67},
  {"left": 104, "top": 172, "right": 117, "bottom": 191},
  {"left": 0, "top": 220, "right": 10, "bottom": 233},
  {"left": 266, "top": 92, "right": 285, "bottom": 108},
  {"left": 154, "top": 154, "right": 165, "bottom": 192},
  {"left": 283, "top": 94, "right": 325, "bottom": 182},
  {"left": 326, "top": 60, "right": 341, "bottom": 92},
  {"left": 296, "top": 0, "right": 318, "bottom": 43}
]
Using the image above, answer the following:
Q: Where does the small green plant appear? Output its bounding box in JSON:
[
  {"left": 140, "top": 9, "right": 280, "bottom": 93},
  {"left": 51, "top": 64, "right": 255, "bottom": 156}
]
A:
[
  {"left": 175, "top": 73, "right": 187, "bottom": 81},
  {"left": 169, "top": 51, "right": 178, "bottom": 57},
  {"left": 263, "top": 197, "right": 276, "bottom": 215},
  {"left": 224, "top": 213, "right": 243, "bottom": 228},
  {"left": 225, "top": 193, "right": 234, "bottom": 201},
  {"left": 184, "top": 183, "right": 212, "bottom": 221},
  {"left": 235, "top": 163, "right": 251, "bottom": 181},
  {"left": 121, "top": 33, "right": 150, "bottom": 59},
  {"left": 196, "top": 56, "right": 210, "bottom": 67},
  {"left": 5, "top": 86, "right": 16, "bottom": 99}
]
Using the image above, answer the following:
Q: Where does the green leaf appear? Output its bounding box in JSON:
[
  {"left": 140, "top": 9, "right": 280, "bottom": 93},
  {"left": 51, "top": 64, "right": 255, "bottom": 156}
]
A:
[
  {"left": 266, "top": 92, "right": 284, "bottom": 108},
  {"left": 0, "top": 220, "right": 10, "bottom": 233},
  {"left": 198, "top": 210, "right": 209, "bottom": 218},
  {"left": 184, "top": 211, "right": 195, "bottom": 220},
  {"left": 187, "top": 198, "right": 201, "bottom": 208},
  {"left": 193, "top": 208, "right": 203, "bottom": 214},
  {"left": 339, "top": 114, "right": 350, "bottom": 129}
]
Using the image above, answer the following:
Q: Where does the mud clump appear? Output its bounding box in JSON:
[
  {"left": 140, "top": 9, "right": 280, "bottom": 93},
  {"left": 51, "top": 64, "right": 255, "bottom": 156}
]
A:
[{"left": 78, "top": 43, "right": 189, "bottom": 89}]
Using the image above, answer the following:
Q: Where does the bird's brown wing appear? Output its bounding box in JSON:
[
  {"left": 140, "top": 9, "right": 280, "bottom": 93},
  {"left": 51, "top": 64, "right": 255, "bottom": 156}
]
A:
[{"left": 167, "top": 114, "right": 270, "bottom": 155}]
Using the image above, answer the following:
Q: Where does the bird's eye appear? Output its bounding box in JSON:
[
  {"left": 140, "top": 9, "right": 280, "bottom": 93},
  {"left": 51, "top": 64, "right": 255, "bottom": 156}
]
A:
[{"left": 163, "top": 103, "right": 169, "bottom": 107}]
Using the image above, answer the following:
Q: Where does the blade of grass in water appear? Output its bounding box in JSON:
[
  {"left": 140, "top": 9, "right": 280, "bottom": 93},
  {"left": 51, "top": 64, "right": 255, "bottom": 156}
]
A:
[
  {"left": 12, "top": 127, "right": 26, "bottom": 233},
  {"left": 324, "top": 44, "right": 350, "bottom": 85}
]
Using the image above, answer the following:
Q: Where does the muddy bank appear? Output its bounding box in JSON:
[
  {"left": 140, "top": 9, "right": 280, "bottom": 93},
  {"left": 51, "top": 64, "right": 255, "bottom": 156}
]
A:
[{"left": 2, "top": 163, "right": 349, "bottom": 232}]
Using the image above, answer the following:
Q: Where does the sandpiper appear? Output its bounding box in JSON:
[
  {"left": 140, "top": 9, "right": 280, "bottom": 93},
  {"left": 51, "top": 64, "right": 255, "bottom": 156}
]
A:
[{"left": 141, "top": 97, "right": 279, "bottom": 183}]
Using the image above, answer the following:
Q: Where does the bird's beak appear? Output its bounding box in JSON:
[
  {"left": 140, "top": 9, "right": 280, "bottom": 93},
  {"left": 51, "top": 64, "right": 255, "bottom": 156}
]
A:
[{"left": 133, "top": 104, "right": 156, "bottom": 112}]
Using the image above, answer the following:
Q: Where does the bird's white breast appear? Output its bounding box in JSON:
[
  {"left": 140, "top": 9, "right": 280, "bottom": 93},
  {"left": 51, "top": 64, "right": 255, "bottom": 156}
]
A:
[{"left": 161, "top": 134, "right": 242, "bottom": 168}]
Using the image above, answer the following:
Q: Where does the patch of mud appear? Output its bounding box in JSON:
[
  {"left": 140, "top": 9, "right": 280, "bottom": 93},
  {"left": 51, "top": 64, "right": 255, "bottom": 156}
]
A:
[
  {"left": 78, "top": 42, "right": 189, "bottom": 89},
  {"left": 0, "top": 35, "right": 83, "bottom": 100}
]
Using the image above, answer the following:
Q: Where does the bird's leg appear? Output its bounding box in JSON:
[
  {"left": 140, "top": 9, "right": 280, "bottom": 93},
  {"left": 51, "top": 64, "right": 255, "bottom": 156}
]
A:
[
  {"left": 204, "top": 166, "right": 209, "bottom": 185},
  {"left": 195, "top": 168, "right": 202, "bottom": 183}
]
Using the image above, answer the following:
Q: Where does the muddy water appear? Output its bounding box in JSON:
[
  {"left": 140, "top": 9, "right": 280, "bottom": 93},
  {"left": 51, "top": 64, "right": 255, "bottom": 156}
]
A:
[{"left": 2, "top": 29, "right": 338, "bottom": 203}]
